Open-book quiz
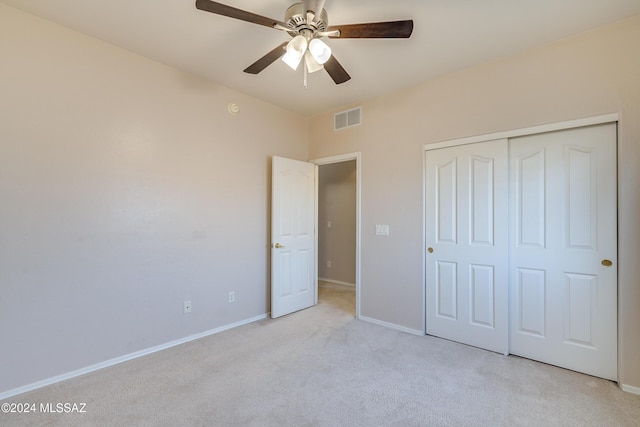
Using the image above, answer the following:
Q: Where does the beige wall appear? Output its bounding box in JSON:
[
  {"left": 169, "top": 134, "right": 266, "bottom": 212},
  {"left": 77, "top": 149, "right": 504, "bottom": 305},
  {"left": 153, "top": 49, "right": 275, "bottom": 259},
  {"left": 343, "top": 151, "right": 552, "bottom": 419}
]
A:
[
  {"left": 2, "top": 1, "right": 639, "bottom": 395},
  {"left": 0, "top": 4, "right": 308, "bottom": 395},
  {"left": 318, "top": 161, "right": 357, "bottom": 284},
  {"left": 309, "top": 15, "right": 640, "bottom": 389}
]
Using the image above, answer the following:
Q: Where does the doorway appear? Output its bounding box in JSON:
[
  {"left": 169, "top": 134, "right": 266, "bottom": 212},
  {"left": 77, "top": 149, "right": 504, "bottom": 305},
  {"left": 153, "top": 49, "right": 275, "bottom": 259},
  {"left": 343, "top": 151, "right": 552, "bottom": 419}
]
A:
[{"left": 312, "top": 153, "right": 361, "bottom": 318}]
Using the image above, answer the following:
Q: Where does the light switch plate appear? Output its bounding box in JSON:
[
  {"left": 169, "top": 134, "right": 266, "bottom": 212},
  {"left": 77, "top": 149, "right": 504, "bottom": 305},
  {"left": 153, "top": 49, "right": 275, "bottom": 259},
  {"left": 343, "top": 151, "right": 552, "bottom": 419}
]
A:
[{"left": 375, "top": 224, "right": 390, "bottom": 236}]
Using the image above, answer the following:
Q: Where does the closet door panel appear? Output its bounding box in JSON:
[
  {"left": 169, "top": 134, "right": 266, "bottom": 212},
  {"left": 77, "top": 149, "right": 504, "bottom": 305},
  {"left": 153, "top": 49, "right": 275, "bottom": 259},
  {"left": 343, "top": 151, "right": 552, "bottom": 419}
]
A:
[
  {"left": 509, "top": 123, "right": 617, "bottom": 381},
  {"left": 426, "top": 139, "right": 509, "bottom": 354}
]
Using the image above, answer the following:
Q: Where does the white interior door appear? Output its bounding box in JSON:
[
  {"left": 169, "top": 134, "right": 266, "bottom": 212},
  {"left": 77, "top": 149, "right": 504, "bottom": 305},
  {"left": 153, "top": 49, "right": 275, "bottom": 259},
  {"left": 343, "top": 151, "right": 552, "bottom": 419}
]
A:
[
  {"left": 271, "top": 156, "right": 317, "bottom": 318},
  {"left": 509, "top": 123, "right": 617, "bottom": 380},
  {"left": 425, "top": 139, "right": 509, "bottom": 354}
]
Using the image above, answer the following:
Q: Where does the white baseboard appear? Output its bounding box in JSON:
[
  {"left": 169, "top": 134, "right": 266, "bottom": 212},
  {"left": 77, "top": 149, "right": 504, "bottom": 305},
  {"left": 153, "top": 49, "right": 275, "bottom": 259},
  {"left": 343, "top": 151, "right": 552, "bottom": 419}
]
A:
[
  {"left": 621, "top": 383, "right": 640, "bottom": 395},
  {"left": 359, "top": 315, "right": 424, "bottom": 336},
  {"left": 0, "top": 313, "right": 267, "bottom": 401},
  {"left": 318, "top": 278, "right": 356, "bottom": 287}
]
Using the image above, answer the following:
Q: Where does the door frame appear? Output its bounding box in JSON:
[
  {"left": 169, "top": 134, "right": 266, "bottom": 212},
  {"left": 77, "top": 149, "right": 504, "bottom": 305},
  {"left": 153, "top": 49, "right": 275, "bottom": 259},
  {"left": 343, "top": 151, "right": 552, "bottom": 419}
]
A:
[
  {"left": 423, "top": 113, "right": 619, "bottom": 362},
  {"left": 310, "top": 152, "right": 362, "bottom": 319}
]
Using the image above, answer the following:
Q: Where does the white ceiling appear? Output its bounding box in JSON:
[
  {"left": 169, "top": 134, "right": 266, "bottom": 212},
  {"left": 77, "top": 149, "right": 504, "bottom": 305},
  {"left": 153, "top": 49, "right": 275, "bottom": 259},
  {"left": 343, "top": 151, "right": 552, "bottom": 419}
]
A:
[{"left": 3, "top": 0, "right": 640, "bottom": 116}]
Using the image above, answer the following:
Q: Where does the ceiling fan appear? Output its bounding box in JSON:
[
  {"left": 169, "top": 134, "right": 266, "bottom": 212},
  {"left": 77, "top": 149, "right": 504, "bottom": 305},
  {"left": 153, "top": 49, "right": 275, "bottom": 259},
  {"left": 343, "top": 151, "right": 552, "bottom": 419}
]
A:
[{"left": 195, "top": 0, "right": 414, "bottom": 86}]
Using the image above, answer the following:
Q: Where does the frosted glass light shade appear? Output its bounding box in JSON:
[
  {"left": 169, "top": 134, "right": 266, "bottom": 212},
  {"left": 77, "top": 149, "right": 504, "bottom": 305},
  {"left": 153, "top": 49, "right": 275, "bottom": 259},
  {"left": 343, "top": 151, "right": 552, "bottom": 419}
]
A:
[
  {"left": 304, "top": 51, "right": 324, "bottom": 73},
  {"left": 308, "top": 39, "right": 332, "bottom": 64},
  {"left": 282, "top": 35, "right": 308, "bottom": 70}
]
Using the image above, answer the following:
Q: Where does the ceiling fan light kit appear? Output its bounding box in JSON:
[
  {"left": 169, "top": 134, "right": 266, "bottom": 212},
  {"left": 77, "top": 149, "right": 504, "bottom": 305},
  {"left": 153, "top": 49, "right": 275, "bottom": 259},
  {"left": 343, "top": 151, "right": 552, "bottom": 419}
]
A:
[
  {"left": 195, "top": 0, "right": 413, "bottom": 87},
  {"left": 282, "top": 35, "right": 308, "bottom": 70}
]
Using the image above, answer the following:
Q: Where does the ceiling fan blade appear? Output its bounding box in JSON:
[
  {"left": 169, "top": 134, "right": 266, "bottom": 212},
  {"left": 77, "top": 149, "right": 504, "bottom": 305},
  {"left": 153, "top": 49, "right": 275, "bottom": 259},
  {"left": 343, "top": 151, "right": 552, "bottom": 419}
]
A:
[
  {"left": 324, "top": 55, "right": 351, "bottom": 84},
  {"left": 195, "top": 0, "right": 287, "bottom": 29},
  {"left": 243, "top": 42, "right": 288, "bottom": 74},
  {"left": 327, "top": 20, "right": 414, "bottom": 38}
]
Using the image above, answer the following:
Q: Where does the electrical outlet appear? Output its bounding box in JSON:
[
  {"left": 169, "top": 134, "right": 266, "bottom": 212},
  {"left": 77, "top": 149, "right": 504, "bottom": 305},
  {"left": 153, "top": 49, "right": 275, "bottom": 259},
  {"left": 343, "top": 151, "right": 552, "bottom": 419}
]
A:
[
  {"left": 326, "top": 260, "right": 332, "bottom": 268},
  {"left": 228, "top": 291, "right": 235, "bottom": 303},
  {"left": 183, "top": 300, "right": 192, "bottom": 314}
]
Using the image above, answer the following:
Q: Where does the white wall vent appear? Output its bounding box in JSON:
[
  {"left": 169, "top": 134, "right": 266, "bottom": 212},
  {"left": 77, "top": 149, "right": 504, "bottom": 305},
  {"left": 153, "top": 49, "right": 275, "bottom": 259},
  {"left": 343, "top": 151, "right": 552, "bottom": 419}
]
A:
[{"left": 334, "top": 107, "right": 362, "bottom": 131}]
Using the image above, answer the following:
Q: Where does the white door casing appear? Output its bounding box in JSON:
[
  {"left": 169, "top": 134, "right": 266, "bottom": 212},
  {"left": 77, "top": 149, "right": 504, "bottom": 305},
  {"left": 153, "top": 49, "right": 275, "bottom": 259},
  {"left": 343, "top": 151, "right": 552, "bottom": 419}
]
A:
[
  {"left": 425, "top": 139, "right": 509, "bottom": 354},
  {"left": 509, "top": 123, "right": 617, "bottom": 380},
  {"left": 271, "top": 156, "right": 316, "bottom": 318}
]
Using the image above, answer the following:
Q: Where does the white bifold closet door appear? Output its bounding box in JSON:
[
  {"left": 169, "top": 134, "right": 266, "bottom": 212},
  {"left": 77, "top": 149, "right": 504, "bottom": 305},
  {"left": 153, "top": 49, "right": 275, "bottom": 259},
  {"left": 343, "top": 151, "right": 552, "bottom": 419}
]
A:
[
  {"left": 425, "top": 139, "right": 509, "bottom": 355},
  {"left": 509, "top": 124, "right": 617, "bottom": 381},
  {"left": 425, "top": 123, "right": 617, "bottom": 381}
]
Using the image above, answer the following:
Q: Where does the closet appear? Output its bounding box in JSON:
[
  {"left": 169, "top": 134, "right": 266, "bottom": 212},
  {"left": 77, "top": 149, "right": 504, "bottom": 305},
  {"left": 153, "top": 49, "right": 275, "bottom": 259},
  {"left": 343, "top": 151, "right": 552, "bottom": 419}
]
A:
[{"left": 425, "top": 122, "right": 617, "bottom": 381}]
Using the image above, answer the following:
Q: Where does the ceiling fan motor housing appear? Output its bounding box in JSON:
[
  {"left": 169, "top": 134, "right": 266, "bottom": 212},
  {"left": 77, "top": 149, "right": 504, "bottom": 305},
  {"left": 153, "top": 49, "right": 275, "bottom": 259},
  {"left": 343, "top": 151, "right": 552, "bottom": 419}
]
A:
[{"left": 285, "top": 2, "right": 328, "bottom": 38}]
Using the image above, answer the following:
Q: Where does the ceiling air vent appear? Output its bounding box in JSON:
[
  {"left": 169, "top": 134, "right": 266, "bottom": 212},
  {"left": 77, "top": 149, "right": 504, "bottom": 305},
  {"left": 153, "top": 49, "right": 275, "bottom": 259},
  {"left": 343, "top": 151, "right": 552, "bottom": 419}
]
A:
[{"left": 334, "top": 107, "right": 362, "bottom": 131}]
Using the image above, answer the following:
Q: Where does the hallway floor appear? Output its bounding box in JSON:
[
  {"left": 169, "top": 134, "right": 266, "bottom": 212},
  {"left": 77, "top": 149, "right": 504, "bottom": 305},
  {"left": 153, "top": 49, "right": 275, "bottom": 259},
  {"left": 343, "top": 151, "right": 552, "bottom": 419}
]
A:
[{"left": 318, "top": 281, "right": 355, "bottom": 316}]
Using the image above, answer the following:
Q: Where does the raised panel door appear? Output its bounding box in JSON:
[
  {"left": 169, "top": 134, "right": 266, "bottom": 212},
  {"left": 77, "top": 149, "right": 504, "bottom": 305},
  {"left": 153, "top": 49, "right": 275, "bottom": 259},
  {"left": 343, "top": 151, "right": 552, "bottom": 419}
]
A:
[
  {"left": 509, "top": 123, "right": 617, "bottom": 380},
  {"left": 426, "top": 139, "right": 509, "bottom": 354}
]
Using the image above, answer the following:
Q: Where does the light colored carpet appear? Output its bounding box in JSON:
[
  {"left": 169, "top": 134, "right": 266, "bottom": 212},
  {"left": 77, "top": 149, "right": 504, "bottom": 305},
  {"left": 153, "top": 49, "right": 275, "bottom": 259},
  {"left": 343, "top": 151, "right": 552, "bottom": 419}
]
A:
[
  {"left": 2, "top": 284, "right": 639, "bottom": 426},
  {"left": 318, "top": 280, "right": 356, "bottom": 316}
]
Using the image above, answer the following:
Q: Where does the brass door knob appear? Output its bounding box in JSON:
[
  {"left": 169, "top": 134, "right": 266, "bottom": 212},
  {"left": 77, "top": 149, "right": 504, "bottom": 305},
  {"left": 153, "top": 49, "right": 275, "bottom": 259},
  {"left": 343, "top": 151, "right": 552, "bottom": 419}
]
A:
[
  {"left": 427, "top": 247, "right": 434, "bottom": 253},
  {"left": 274, "top": 243, "right": 285, "bottom": 249},
  {"left": 601, "top": 259, "right": 613, "bottom": 267}
]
